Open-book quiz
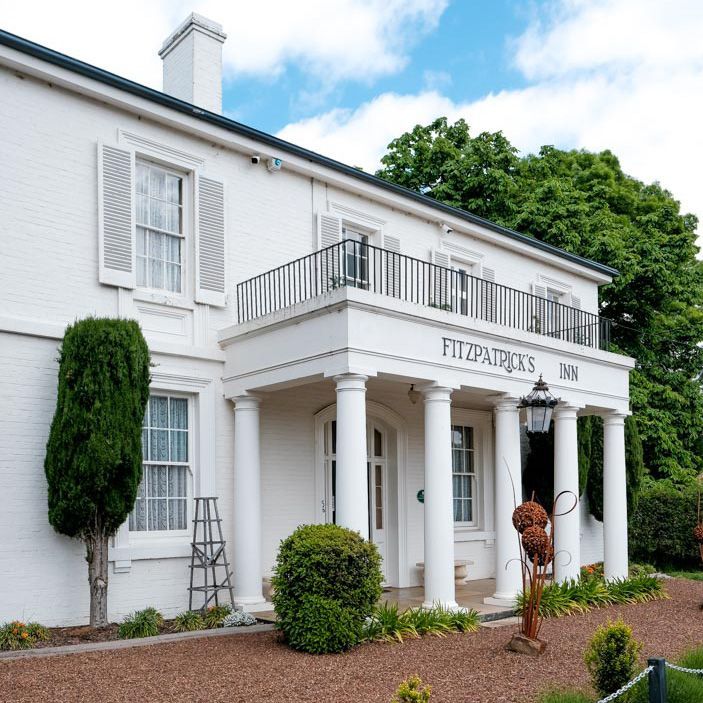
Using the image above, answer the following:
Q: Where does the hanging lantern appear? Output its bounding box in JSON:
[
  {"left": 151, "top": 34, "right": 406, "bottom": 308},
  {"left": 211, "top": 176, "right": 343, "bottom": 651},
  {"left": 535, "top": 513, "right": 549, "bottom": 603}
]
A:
[{"left": 519, "top": 375, "right": 559, "bottom": 434}]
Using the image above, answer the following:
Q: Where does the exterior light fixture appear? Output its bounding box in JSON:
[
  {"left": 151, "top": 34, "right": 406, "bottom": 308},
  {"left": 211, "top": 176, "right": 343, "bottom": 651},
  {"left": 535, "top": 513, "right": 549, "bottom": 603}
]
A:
[
  {"left": 408, "top": 384, "right": 420, "bottom": 405},
  {"left": 518, "top": 375, "right": 559, "bottom": 434}
]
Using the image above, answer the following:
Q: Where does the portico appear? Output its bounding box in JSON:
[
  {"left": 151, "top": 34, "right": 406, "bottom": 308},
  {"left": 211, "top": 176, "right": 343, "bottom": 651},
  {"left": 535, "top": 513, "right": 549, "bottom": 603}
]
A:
[{"left": 219, "top": 281, "right": 634, "bottom": 611}]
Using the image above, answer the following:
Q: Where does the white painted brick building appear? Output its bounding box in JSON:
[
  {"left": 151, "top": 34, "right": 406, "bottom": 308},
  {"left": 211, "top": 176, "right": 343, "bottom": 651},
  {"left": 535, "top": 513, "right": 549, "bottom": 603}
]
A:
[{"left": 0, "top": 15, "right": 633, "bottom": 626}]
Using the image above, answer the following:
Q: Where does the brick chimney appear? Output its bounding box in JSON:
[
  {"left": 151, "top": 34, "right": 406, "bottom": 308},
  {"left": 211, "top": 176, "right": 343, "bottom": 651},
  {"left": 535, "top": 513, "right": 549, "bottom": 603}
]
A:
[{"left": 159, "top": 13, "right": 227, "bottom": 114}]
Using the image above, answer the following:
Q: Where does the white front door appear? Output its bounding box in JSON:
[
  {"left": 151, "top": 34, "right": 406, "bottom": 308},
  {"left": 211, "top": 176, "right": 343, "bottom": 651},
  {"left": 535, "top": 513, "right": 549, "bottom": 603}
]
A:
[{"left": 322, "top": 419, "right": 388, "bottom": 581}]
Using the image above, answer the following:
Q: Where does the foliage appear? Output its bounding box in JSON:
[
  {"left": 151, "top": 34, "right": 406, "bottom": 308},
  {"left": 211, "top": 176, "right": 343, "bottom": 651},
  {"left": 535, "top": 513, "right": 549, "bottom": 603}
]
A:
[
  {"left": 663, "top": 569, "right": 703, "bottom": 581},
  {"left": 221, "top": 610, "right": 257, "bottom": 627},
  {"left": 516, "top": 574, "right": 665, "bottom": 618},
  {"left": 272, "top": 523, "right": 383, "bottom": 653},
  {"left": 118, "top": 607, "right": 163, "bottom": 639},
  {"left": 378, "top": 117, "right": 703, "bottom": 483},
  {"left": 283, "top": 594, "right": 361, "bottom": 654},
  {"left": 523, "top": 415, "right": 643, "bottom": 520},
  {"left": 628, "top": 481, "right": 701, "bottom": 567},
  {"left": 391, "top": 675, "right": 431, "bottom": 703},
  {"left": 363, "top": 602, "right": 478, "bottom": 643},
  {"left": 203, "top": 604, "right": 232, "bottom": 629},
  {"left": 44, "top": 317, "right": 150, "bottom": 626},
  {"left": 585, "top": 619, "right": 641, "bottom": 699},
  {"left": 172, "top": 611, "right": 204, "bottom": 633},
  {"left": 0, "top": 621, "right": 49, "bottom": 651}
]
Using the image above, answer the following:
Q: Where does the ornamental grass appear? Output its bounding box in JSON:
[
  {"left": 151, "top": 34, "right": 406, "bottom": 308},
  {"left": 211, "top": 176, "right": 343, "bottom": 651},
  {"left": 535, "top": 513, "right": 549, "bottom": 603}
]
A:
[{"left": 517, "top": 574, "right": 666, "bottom": 619}]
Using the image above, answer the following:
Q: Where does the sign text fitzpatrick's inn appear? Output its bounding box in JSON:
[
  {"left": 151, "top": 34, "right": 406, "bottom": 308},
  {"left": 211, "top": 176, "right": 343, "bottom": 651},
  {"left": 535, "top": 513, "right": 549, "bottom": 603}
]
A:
[
  {"left": 442, "top": 336, "right": 579, "bottom": 382},
  {"left": 442, "top": 336, "right": 535, "bottom": 375}
]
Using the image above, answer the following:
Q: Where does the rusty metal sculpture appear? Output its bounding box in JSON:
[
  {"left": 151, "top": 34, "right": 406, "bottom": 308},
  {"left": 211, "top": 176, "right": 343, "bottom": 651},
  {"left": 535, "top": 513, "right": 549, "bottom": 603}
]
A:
[{"left": 508, "top": 491, "right": 577, "bottom": 656}]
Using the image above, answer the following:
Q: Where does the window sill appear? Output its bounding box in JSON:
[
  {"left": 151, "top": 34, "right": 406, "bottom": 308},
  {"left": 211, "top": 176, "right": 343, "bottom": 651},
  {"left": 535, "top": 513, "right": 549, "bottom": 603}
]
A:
[
  {"left": 109, "top": 538, "right": 191, "bottom": 572},
  {"left": 133, "top": 289, "right": 196, "bottom": 310},
  {"left": 453, "top": 529, "right": 495, "bottom": 543}
]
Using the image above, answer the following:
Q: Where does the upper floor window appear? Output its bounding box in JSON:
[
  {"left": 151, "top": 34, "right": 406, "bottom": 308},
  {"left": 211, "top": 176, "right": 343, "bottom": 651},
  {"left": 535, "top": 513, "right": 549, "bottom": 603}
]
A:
[
  {"left": 129, "top": 394, "right": 189, "bottom": 533},
  {"left": 136, "top": 162, "right": 184, "bottom": 294},
  {"left": 451, "top": 424, "right": 476, "bottom": 525}
]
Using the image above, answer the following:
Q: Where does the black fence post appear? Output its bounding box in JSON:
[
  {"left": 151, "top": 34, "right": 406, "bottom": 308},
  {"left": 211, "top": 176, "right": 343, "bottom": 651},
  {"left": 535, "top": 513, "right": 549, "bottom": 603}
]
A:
[{"left": 648, "top": 658, "right": 667, "bottom": 703}]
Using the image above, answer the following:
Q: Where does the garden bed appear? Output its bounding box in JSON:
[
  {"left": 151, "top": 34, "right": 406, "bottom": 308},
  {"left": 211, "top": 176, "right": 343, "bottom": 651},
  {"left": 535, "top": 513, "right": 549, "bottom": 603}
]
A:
[{"left": 1, "top": 578, "right": 701, "bottom": 703}]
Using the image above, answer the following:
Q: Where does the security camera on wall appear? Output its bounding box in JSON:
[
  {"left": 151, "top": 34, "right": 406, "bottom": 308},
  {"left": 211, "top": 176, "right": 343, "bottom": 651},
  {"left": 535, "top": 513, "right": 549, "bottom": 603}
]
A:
[
  {"left": 251, "top": 155, "right": 261, "bottom": 164},
  {"left": 267, "top": 157, "right": 283, "bottom": 172},
  {"left": 440, "top": 223, "right": 454, "bottom": 235}
]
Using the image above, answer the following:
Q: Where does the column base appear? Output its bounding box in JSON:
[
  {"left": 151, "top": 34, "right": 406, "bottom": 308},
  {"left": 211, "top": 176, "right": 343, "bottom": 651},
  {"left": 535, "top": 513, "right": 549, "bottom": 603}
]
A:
[
  {"left": 234, "top": 595, "right": 268, "bottom": 612},
  {"left": 484, "top": 593, "right": 518, "bottom": 608},
  {"left": 422, "top": 599, "right": 459, "bottom": 610}
]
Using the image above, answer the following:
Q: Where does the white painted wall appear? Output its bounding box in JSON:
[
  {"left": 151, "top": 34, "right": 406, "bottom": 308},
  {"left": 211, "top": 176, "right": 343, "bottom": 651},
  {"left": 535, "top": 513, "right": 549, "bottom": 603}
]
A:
[{"left": 0, "top": 53, "right": 611, "bottom": 625}]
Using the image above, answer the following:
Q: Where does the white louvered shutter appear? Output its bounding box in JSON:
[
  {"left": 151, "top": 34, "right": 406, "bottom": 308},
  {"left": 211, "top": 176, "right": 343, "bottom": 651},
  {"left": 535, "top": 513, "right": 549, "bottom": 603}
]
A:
[
  {"left": 383, "top": 235, "right": 401, "bottom": 298},
  {"left": 317, "top": 213, "right": 342, "bottom": 292},
  {"left": 531, "top": 283, "right": 547, "bottom": 336},
  {"left": 431, "top": 249, "right": 450, "bottom": 309},
  {"left": 98, "top": 143, "right": 135, "bottom": 288},
  {"left": 570, "top": 294, "right": 584, "bottom": 345},
  {"left": 481, "top": 267, "right": 497, "bottom": 323},
  {"left": 195, "top": 176, "right": 226, "bottom": 307}
]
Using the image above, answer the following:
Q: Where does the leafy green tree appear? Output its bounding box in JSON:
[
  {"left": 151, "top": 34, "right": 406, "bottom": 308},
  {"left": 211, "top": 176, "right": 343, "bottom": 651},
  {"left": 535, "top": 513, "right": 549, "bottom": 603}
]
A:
[
  {"left": 378, "top": 117, "right": 703, "bottom": 482},
  {"left": 44, "top": 318, "right": 150, "bottom": 627}
]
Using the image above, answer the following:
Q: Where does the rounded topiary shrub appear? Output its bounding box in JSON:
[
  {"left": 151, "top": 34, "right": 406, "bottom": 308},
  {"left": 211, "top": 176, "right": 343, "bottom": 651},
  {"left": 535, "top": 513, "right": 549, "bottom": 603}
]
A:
[
  {"left": 283, "top": 594, "right": 361, "bottom": 654},
  {"left": 272, "top": 523, "right": 382, "bottom": 653}
]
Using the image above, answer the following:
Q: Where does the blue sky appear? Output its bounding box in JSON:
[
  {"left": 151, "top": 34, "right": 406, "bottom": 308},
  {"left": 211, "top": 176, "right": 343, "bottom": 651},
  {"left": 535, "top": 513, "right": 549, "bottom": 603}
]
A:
[
  {"left": 4, "top": 1, "right": 703, "bottom": 225},
  {"left": 225, "top": 2, "right": 531, "bottom": 133}
]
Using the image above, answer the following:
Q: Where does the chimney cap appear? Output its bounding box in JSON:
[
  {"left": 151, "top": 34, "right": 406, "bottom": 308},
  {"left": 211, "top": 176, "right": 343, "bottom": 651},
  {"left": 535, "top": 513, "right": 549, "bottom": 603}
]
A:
[{"left": 159, "top": 13, "right": 226, "bottom": 58}]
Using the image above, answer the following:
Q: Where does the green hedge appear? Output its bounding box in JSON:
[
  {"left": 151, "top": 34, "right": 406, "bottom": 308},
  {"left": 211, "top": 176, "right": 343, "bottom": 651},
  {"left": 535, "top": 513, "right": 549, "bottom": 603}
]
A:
[
  {"left": 628, "top": 481, "right": 700, "bottom": 568},
  {"left": 271, "top": 524, "right": 383, "bottom": 653}
]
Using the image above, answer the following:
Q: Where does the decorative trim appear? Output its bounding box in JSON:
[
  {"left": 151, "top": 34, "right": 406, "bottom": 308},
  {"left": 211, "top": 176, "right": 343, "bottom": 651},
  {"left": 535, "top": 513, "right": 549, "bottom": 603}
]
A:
[
  {"left": 442, "top": 240, "right": 484, "bottom": 264},
  {"left": 329, "top": 201, "right": 386, "bottom": 231},
  {"left": 118, "top": 129, "right": 205, "bottom": 169}
]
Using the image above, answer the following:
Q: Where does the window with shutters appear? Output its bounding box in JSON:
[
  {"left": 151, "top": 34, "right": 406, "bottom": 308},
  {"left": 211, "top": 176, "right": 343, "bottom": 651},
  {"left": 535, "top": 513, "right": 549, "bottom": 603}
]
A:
[
  {"left": 136, "top": 162, "right": 185, "bottom": 294},
  {"left": 129, "top": 394, "right": 190, "bottom": 533}
]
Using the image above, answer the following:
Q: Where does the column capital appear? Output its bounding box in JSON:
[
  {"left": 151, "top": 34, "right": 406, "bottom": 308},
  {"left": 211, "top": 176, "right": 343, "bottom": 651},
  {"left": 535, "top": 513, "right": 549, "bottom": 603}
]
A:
[
  {"left": 420, "top": 384, "right": 453, "bottom": 403},
  {"left": 602, "top": 411, "right": 629, "bottom": 426},
  {"left": 490, "top": 394, "right": 520, "bottom": 413},
  {"left": 232, "top": 394, "right": 262, "bottom": 411},
  {"left": 553, "top": 403, "right": 581, "bottom": 419},
  {"left": 333, "top": 373, "right": 368, "bottom": 391}
]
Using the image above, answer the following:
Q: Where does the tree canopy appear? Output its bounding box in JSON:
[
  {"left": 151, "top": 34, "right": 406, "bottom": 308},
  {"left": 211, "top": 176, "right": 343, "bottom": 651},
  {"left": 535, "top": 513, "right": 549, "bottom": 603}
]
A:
[
  {"left": 45, "top": 317, "right": 150, "bottom": 625},
  {"left": 377, "top": 117, "right": 703, "bottom": 482}
]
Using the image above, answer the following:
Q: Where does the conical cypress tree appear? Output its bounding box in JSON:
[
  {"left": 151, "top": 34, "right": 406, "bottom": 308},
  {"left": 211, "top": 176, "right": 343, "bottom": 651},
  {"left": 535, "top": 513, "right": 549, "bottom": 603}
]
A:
[{"left": 44, "top": 318, "right": 150, "bottom": 626}]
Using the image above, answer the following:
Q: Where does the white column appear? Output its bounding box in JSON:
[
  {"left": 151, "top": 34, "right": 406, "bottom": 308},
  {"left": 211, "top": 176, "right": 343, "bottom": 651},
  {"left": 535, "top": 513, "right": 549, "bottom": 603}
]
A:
[
  {"left": 422, "top": 385, "right": 457, "bottom": 609},
  {"left": 603, "top": 412, "right": 629, "bottom": 581},
  {"left": 334, "top": 374, "right": 369, "bottom": 539},
  {"left": 232, "top": 395, "right": 265, "bottom": 607},
  {"left": 487, "top": 397, "right": 523, "bottom": 606},
  {"left": 553, "top": 405, "right": 581, "bottom": 583}
]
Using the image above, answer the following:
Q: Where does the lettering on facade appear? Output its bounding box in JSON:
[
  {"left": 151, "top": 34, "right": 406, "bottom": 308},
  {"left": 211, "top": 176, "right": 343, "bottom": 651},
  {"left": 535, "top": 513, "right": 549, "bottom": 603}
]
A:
[
  {"left": 559, "top": 362, "right": 579, "bottom": 382},
  {"left": 442, "top": 336, "right": 536, "bottom": 375}
]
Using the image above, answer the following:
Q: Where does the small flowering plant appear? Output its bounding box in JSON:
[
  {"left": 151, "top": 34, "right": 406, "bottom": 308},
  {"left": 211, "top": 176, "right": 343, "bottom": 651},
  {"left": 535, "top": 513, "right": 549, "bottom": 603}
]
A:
[
  {"left": 0, "top": 620, "right": 50, "bottom": 650},
  {"left": 221, "top": 610, "right": 256, "bottom": 628}
]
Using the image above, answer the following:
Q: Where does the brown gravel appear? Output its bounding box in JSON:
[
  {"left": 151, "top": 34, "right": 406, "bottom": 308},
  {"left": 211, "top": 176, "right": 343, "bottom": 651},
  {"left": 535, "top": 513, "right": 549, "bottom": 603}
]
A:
[{"left": 2, "top": 578, "right": 702, "bottom": 703}]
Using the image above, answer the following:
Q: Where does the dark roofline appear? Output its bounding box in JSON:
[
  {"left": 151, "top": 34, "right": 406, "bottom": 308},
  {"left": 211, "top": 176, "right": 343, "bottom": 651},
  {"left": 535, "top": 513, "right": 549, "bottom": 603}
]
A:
[{"left": 0, "top": 28, "right": 619, "bottom": 278}]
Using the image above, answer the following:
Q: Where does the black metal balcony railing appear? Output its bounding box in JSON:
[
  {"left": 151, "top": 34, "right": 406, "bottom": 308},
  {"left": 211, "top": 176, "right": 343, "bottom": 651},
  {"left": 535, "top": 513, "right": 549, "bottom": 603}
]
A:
[{"left": 236, "top": 240, "right": 612, "bottom": 350}]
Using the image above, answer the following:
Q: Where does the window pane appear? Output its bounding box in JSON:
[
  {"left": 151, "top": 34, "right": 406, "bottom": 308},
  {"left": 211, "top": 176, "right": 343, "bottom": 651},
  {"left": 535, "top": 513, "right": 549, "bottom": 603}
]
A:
[
  {"left": 141, "top": 428, "right": 149, "bottom": 460},
  {"left": 170, "top": 398, "right": 187, "bottom": 429},
  {"left": 166, "top": 174, "right": 182, "bottom": 204},
  {"left": 166, "top": 263, "right": 181, "bottom": 293},
  {"left": 168, "top": 499, "right": 187, "bottom": 530},
  {"left": 137, "top": 256, "right": 147, "bottom": 288},
  {"left": 166, "top": 203, "right": 181, "bottom": 234},
  {"left": 136, "top": 194, "right": 149, "bottom": 226},
  {"left": 150, "top": 200, "right": 168, "bottom": 230},
  {"left": 465, "top": 427, "right": 474, "bottom": 449},
  {"left": 451, "top": 428, "right": 463, "bottom": 448},
  {"left": 150, "top": 168, "right": 166, "bottom": 200},
  {"left": 331, "top": 421, "right": 337, "bottom": 454},
  {"left": 136, "top": 164, "right": 149, "bottom": 194},
  {"left": 166, "top": 235, "right": 181, "bottom": 263},
  {"left": 148, "top": 498, "right": 167, "bottom": 530},
  {"left": 170, "top": 430, "right": 187, "bottom": 462},
  {"left": 168, "top": 466, "right": 187, "bottom": 497},
  {"left": 150, "top": 396, "right": 169, "bottom": 427},
  {"left": 374, "top": 429, "right": 383, "bottom": 457}
]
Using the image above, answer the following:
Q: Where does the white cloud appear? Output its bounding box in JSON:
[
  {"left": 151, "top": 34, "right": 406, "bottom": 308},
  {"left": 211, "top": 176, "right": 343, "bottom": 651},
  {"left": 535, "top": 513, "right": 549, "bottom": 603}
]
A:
[
  {"left": 278, "top": 0, "right": 703, "bottom": 224},
  {"left": 2, "top": 0, "right": 447, "bottom": 87}
]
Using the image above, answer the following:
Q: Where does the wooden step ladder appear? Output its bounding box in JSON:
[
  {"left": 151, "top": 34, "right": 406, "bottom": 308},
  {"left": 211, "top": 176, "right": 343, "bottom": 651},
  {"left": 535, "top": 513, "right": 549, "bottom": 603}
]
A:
[{"left": 188, "top": 497, "right": 235, "bottom": 612}]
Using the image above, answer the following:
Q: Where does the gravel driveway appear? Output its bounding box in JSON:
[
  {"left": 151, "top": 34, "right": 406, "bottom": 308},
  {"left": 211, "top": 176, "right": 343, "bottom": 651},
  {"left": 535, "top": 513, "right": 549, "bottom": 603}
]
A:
[{"left": 3, "top": 578, "right": 701, "bottom": 703}]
